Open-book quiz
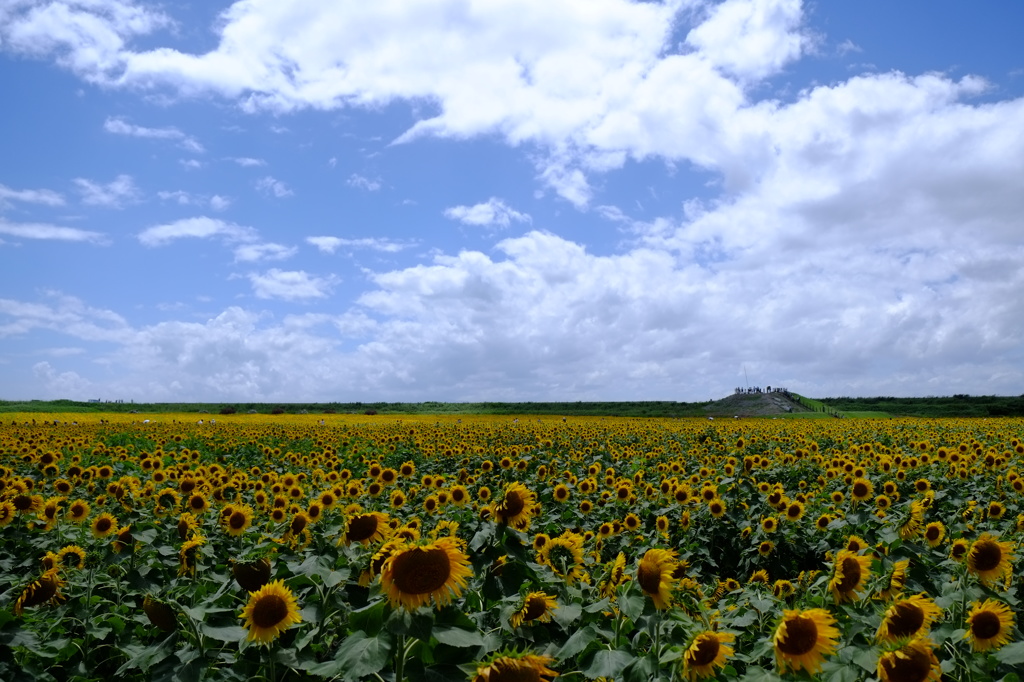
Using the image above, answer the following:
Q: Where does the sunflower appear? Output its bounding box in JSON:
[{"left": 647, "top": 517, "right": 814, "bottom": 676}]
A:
[
  {"left": 0, "top": 500, "right": 16, "bottom": 527},
  {"left": 232, "top": 556, "right": 272, "bottom": 592},
  {"left": 599, "top": 552, "right": 630, "bottom": 598},
  {"left": 623, "top": 513, "right": 642, "bottom": 531},
  {"left": 492, "top": 482, "right": 537, "bottom": 531},
  {"left": 815, "top": 514, "right": 833, "bottom": 531},
  {"left": 223, "top": 505, "right": 254, "bottom": 536},
  {"left": 877, "top": 638, "right": 941, "bottom": 682},
  {"left": 380, "top": 537, "right": 473, "bottom": 610},
  {"left": 142, "top": 595, "right": 178, "bottom": 632},
  {"left": 876, "top": 594, "right": 943, "bottom": 643},
  {"left": 876, "top": 559, "right": 910, "bottom": 601},
  {"left": 186, "top": 493, "right": 210, "bottom": 514},
  {"left": 471, "top": 652, "right": 558, "bottom": 682},
  {"left": 922, "top": 522, "right": 945, "bottom": 548},
  {"left": 845, "top": 535, "right": 869, "bottom": 553},
  {"left": 950, "top": 538, "right": 969, "bottom": 562},
  {"left": 774, "top": 608, "right": 840, "bottom": 675},
  {"left": 66, "top": 499, "right": 90, "bottom": 523},
  {"left": 344, "top": 511, "right": 391, "bottom": 546},
  {"left": 637, "top": 548, "right": 678, "bottom": 610},
  {"left": 966, "top": 533, "right": 1014, "bottom": 584},
  {"left": 758, "top": 541, "right": 775, "bottom": 557},
  {"left": 552, "top": 484, "right": 570, "bottom": 503},
  {"left": 749, "top": 569, "right": 770, "bottom": 585},
  {"left": 13, "top": 568, "right": 65, "bottom": 615},
  {"left": 57, "top": 544, "right": 87, "bottom": 570},
  {"left": 964, "top": 599, "right": 1015, "bottom": 651},
  {"left": 830, "top": 550, "right": 872, "bottom": 603},
  {"left": 683, "top": 631, "right": 735, "bottom": 681},
  {"left": 240, "top": 579, "right": 302, "bottom": 644},
  {"left": 510, "top": 592, "right": 559, "bottom": 628},
  {"left": 784, "top": 501, "right": 805, "bottom": 522},
  {"left": 112, "top": 525, "right": 135, "bottom": 553},
  {"left": 773, "top": 580, "right": 795, "bottom": 599},
  {"left": 988, "top": 501, "right": 1006, "bottom": 519},
  {"left": 538, "top": 533, "right": 587, "bottom": 584},
  {"left": 178, "top": 535, "right": 205, "bottom": 577},
  {"left": 851, "top": 477, "right": 874, "bottom": 502}
]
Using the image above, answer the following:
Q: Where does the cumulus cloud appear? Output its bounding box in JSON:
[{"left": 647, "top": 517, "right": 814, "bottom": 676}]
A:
[
  {"left": 209, "top": 194, "right": 231, "bottom": 211},
  {"left": 74, "top": 174, "right": 140, "bottom": 207},
  {"left": 443, "top": 198, "right": 531, "bottom": 228},
  {"left": 0, "top": 219, "right": 105, "bottom": 243},
  {"left": 255, "top": 176, "right": 293, "bottom": 197},
  {"left": 247, "top": 269, "right": 337, "bottom": 300},
  {"left": 138, "top": 216, "right": 255, "bottom": 246},
  {"left": 104, "top": 116, "right": 204, "bottom": 152},
  {"left": 230, "top": 157, "right": 266, "bottom": 167}
]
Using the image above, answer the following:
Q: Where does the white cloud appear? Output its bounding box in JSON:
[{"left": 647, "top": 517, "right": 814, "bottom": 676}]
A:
[
  {"left": 247, "top": 269, "right": 337, "bottom": 300},
  {"left": 209, "top": 194, "right": 231, "bottom": 211},
  {"left": 347, "top": 174, "right": 381, "bottom": 192},
  {"left": 157, "top": 190, "right": 192, "bottom": 205},
  {"left": 255, "top": 176, "right": 293, "bottom": 197},
  {"left": 179, "top": 159, "right": 203, "bottom": 170},
  {"left": 138, "top": 216, "right": 255, "bottom": 246},
  {"left": 443, "top": 198, "right": 531, "bottom": 228},
  {"left": 104, "top": 116, "right": 204, "bottom": 152},
  {"left": 0, "top": 219, "right": 105, "bottom": 243},
  {"left": 306, "top": 236, "right": 414, "bottom": 254},
  {"left": 74, "top": 174, "right": 140, "bottom": 207},
  {"left": 0, "top": 183, "right": 65, "bottom": 207},
  {"left": 230, "top": 157, "right": 266, "bottom": 167},
  {"left": 233, "top": 242, "right": 297, "bottom": 262}
]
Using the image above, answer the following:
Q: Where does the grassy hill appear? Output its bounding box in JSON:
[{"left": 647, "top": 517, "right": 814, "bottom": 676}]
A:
[{"left": 2, "top": 393, "right": 1022, "bottom": 418}]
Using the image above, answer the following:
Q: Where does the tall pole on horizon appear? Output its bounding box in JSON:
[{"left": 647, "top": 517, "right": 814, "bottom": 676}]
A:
[{"left": 743, "top": 365, "right": 749, "bottom": 390}]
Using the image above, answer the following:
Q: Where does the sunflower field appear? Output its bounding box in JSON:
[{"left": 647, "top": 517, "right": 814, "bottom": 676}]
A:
[{"left": 2, "top": 412, "right": 1024, "bottom": 682}]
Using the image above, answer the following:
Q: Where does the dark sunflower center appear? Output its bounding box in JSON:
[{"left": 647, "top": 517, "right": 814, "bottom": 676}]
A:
[
  {"left": 880, "top": 646, "right": 932, "bottom": 682},
  {"left": 971, "top": 611, "right": 1002, "bottom": 640},
  {"left": 972, "top": 542, "right": 1002, "bottom": 572},
  {"left": 95, "top": 518, "right": 112, "bottom": 533},
  {"left": 925, "top": 526, "right": 940, "bottom": 541},
  {"left": 251, "top": 594, "right": 288, "bottom": 629},
  {"left": 689, "top": 636, "right": 721, "bottom": 666},
  {"left": 290, "top": 515, "right": 308, "bottom": 534},
  {"left": 777, "top": 616, "right": 819, "bottom": 656},
  {"left": 836, "top": 558, "right": 861, "bottom": 592},
  {"left": 952, "top": 543, "right": 967, "bottom": 558},
  {"left": 347, "top": 515, "right": 379, "bottom": 542},
  {"left": 14, "top": 495, "right": 32, "bottom": 511},
  {"left": 522, "top": 596, "right": 548, "bottom": 621},
  {"left": 229, "top": 512, "right": 247, "bottom": 530},
  {"left": 787, "top": 505, "right": 801, "bottom": 518},
  {"left": 853, "top": 482, "right": 869, "bottom": 497},
  {"left": 391, "top": 547, "right": 452, "bottom": 595},
  {"left": 189, "top": 496, "right": 205, "bottom": 510},
  {"left": 501, "top": 491, "right": 525, "bottom": 517},
  {"left": 887, "top": 603, "right": 925, "bottom": 638},
  {"left": 637, "top": 562, "right": 663, "bottom": 595}
]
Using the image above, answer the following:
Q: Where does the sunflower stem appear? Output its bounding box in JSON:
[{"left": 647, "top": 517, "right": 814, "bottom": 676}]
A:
[{"left": 394, "top": 633, "right": 406, "bottom": 682}]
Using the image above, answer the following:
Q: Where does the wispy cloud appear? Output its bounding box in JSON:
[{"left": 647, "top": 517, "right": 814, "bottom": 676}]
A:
[
  {"left": 73, "top": 175, "right": 140, "bottom": 208},
  {"left": 230, "top": 157, "right": 267, "bottom": 167},
  {"left": 0, "top": 184, "right": 65, "bottom": 208},
  {"left": 0, "top": 220, "right": 105, "bottom": 243},
  {"left": 234, "top": 242, "right": 298, "bottom": 262},
  {"left": 347, "top": 174, "right": 381, "bottom": 191},
  {"left": 104, "top": 117, "right": 204, "bottom": 153},
  {"left": 444, "top": 198, "right": 531, "bottom": 228},
  {"left": 256, "top": 176, "right": 293, "bottom": 198},
  {"left": 138, "top": 217, "right": 255, "bottom": 247},
  {"left": 306, "top": 236, "right": 415, "bottom": 254}
]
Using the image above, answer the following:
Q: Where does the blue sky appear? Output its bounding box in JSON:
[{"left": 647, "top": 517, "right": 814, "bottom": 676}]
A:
[{"left": 2, "top": 0, "right": 1023, "bottom": 403}]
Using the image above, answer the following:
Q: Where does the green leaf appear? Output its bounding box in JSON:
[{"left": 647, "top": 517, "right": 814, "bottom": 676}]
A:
[
  {"left": 739, "top": 666, "right": 784, "bottom": 682},
  {"left": 201, "top": 624, "right": 247, "bottom": 643},
  {"left": 556, "top": 625, "right": 597, "bottom": 659},
  {"left": 729, "top": 610, "right": 758, "bottom": 628},
  {"left": 552, "top": 602, "right": 582, "bottom": 629},
  {"left": 621, "top": 653, "right": 658, "bottom": 682},
  {"left": 580, "top": 649, "right": 634, "bottom": 679},
  {"left": 307, "top": 631, "right": 392, "bottom": 680},
  {"left": 432, "top": 626, "right": 484, "bottom": 648},
  {"left": 618, "top": 591, "right": 645, "bottom": 621},
  {"left": 996, "top": 641, "right": 1024, "bottom": 665},
  {"left": 851, "top": 646, "right": 878, "bottom": 672}
]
